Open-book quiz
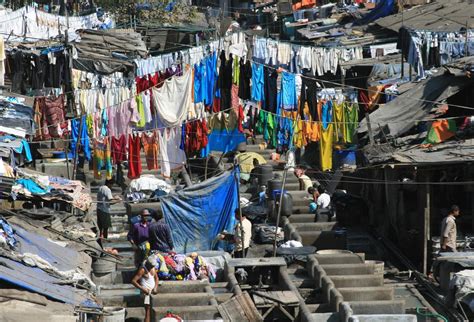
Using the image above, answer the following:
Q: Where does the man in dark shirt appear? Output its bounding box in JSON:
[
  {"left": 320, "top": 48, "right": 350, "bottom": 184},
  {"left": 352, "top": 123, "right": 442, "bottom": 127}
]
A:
[
  {"left": 128, "top": 209, "right": 150, "bottom": 245},
  {"left": 128, "top": 209, "right": 151, "bottom": 266},
  {"left": 149, "top": 211, "right": 174, "bottom": 253}
]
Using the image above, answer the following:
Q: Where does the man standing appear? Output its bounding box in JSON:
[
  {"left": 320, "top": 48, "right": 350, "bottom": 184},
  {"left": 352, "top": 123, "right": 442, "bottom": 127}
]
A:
[
  {"left": 295, "top": 166, "right": 313, "bottom": 192},
  {"left": 441, "top": 205, "right": 460, "bottom": 252},
  {"left": 149, "top": 212, "right": 174, "bottom": 253},
  {"left": 234, "top": 210, "right": 252, "bottom": 258},
  {"left": 97, "top": 179, "right": 122, "bottom": 239},
  {"left": 316, "top": 185, "right": 331, "bottom": 209},
  {"left": 128, "top": 209, "right": 151, "bottom": 266},
  {"left": 131, "top": 257, "right": 158, "bottom": 322}
]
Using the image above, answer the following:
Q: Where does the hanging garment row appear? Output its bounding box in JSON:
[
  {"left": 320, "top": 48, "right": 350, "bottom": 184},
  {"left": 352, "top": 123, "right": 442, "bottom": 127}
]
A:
[
  {"left": 398, "top": 27, "right": 474, "bottom": 78},
  {"left": 252, "top": 36, "right": 363, "bottom": 76},
  {"left": 134, "top": 32, "right": 247, "bottom": 77},
  {"left": 36, "top": 42, "right": 363, "bottom": 172},
  {"left": 0, "top": 5, "right": 101, "bottom": 41},
  {"left": 6, "top": 48, "right": 72, "bottom": 94},
  {"left": 89, "top": 116, "right": 235, "bottom": 180},
  {"left": 71, "top": 69, "right": 130, "bottom": 90}
]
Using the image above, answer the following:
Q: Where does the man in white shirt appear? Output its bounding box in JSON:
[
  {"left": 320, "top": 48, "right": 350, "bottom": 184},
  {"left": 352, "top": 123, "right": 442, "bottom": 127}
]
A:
[
  {"left": 234, "top": 210, "right": 252, "bottom": 258},
  {"left": 97, "top": 179, "right": 122, "bottom": 239},
  {"left": 316, "top": 185, "right": 331, "bottom": 209},
  {"left": 441, "top": 205, "right": 460, "bottom": 252}
]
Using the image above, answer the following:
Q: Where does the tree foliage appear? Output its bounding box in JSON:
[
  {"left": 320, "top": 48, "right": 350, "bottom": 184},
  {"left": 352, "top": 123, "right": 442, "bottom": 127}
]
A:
[{"left": 95, "top": 0, "right": 200, "bottom": 25}]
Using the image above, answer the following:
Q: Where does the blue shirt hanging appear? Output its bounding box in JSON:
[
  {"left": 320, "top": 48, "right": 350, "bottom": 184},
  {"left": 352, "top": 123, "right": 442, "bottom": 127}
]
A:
[
  {"left": 71, "top": 116, "right": 91, "bottom": 161},
  {"left": 281, "top": 72, "right": 297, "bottom": 111}
]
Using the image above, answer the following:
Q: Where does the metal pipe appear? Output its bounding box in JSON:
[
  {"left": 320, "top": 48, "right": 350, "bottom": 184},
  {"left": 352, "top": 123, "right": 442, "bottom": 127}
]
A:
[{"left": 273, "top": 167, "right": 288, "bottom": 257}]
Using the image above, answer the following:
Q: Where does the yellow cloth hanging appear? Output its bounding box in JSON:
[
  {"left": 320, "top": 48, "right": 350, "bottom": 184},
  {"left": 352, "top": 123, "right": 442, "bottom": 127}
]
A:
[
  {"left": 333, "top": 102, "right": 345, "bottom": 143},
  {"left": 136, "top": 95, "right": 146, "bottom": 128},
  {"left": 294, "top": 119, "right": 304, "bottom": 148},
  {"left": 320, "top": 123, "right": 334, "bottom": 171}
]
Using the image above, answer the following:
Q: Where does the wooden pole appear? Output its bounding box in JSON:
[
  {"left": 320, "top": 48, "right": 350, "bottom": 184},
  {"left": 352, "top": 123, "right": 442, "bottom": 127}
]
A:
[
  {"left": 423, "top": 180, "right": 430, "bottom": 275},
  {"left": 365, "top": 112, "right": 375, "bottom": 146},
  {"left": 272, "top": 167, "right": 288, "bottom": 257},
  {"left": 234, "top": 168, "right": 245, "bottom": 258},
  {"left": 64, "top": 133, "right": 70, "bottom": 179},
  {"left": 466, "top": 21, "right": 469, "bottom": 56}
]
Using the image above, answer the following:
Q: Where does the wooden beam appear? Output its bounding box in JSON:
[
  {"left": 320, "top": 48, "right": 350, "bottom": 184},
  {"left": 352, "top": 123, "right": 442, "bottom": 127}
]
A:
[{"left": 423, "top": 179, "right": 430, "bottom": 275}]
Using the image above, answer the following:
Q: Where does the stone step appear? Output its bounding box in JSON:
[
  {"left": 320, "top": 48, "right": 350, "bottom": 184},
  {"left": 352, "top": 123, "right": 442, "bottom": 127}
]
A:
[
  {"left": 290, "top": 278, "right": 316, "bottom": 289},
  {"left": 289, "top": 197, "right": 313, "bottom": 207},
  {"left": 297, "top": 231, "right": 347, "bottom": 249},
  {"left": 315, "top": 253, "right": 365, "bottom": 265},
  {"left": 320, "top": 263, "right": 376, "bottom": 276},
  {"left": 287, "top": 267, "right": 308, "bottom": 275},
  {"left": 291, "top": 205, "right": 312, "bottom": 214},
  {"left": 329, "top": 275, "right": 384, "bottom": 288},
  {"left": 151, "top": 293, "right": 216, "bottom": 306},
  {"left": 311, "top": 312, "right": 341, "bottom": 322},
  {"left": 338, "top": 287, "right": 394, "bottom": 302},
  {"left": 287, "top": 214, "right": 317, "bottom": 223},
  {"left": 348, "top": 300, "right": 405, "bottom": 315},
  {"left": 347, "top": 243, "right": 376, "bottom": 255},
  {"left": 291, "top": 222, "right": 337, "bottom": 232},
  {"left": 298, "top": 288, "right": 323, "bottom": 304},
  {"left": 306, "top": 303, "right": 332, "bottom": 313}
]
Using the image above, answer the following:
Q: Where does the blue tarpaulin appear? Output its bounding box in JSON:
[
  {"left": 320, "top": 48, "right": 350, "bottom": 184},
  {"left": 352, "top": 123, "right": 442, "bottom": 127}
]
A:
[
  {"left": 0, "top": 222, "right": 97, "bottom": 307},
  {"left": 160, "top": 170, "right": 239, "bottom": 253},
  {"left": 208, "top": 129, "right": 246, "bottom": 153},
  {"left": 0, "top": 257, "right": 90, "bottom": 306},
  {"left": 356, "top": 0, "right": 395, "bottom": 25}
]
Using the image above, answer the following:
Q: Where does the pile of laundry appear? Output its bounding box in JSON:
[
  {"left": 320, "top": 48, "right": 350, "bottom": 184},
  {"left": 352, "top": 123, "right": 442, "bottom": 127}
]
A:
[
  {"left": 11, "top": 169, "right": 92, "bottom": 211},
  {"left": 149, "top": 252, "right": 217, "bottom": 282},
  {"left": 125, "top": 175, "right": 172, "bottom": 202}
]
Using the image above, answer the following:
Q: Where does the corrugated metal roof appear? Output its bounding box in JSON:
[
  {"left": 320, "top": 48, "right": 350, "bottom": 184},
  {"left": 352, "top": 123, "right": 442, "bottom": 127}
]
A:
[
  {"left": 375, "top": 1, "right": 474, "bottom": 32},
  {"left": 358, "top": 57, "right": 474, "bottom": 140},
  {"left": 393, "top": 139, "right": 474, "bottom": 164}
]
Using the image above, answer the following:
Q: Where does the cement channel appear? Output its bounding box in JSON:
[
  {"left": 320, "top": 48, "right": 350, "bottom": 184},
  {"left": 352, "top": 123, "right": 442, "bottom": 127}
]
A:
[
  {"left": 244, "top": 140, "right": 437, "bottom": 320},
  {"left": 86, "top": 139, "right": 434, "bottom": 321}
]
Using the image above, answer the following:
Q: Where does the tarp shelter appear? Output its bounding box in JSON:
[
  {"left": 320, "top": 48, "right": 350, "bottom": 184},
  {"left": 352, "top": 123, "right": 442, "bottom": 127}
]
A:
[
  {"left": 375, "top": 1, "right": 474, "bottom": 32},
  {"left": 160, "top": 170, "right": 239, "bottom": 253},
  {"left": 0, "top": 98, "right": 34, "bottom": 138},
  {"left": 208, "top": 128, "right": 246, "bottom": 154},
  {"left": 356, "top": 0, "right": 395, "bottom": 25},
  {"left": 0, "top": 223, "right": 96, "bottom": 306},
  {"left": 358, "top": 59, "right": 474, "bottom": 140},
  {"left": 236, "top": 152, "right": 267, "bottom": 174},
  {"left": 73, "top": 29, "right": 147, "bottom": 74}
]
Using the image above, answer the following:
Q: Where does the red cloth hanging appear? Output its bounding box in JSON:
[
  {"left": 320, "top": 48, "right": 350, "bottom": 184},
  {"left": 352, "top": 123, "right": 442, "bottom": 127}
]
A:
[
  {"left": 128, "top": 134, "right": 142, "bottom": 179},
  {"left": 201, "top": 119, "right": 209, "bottom": 149},
  {"left": 111, "top": 134, "right": 127, "bottom": 165}
]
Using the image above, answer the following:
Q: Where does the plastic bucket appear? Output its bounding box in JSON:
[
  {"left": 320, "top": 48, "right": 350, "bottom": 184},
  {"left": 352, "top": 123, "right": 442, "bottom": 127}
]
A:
[
  {"left": 92, "top": 257, "right": 117, "bottom": 274},
  {"left": 365, "top": 260, "right": 384, "bottom": 275},
  {"left": 103, "top": 307, "right": 125, "bottom": 322}
]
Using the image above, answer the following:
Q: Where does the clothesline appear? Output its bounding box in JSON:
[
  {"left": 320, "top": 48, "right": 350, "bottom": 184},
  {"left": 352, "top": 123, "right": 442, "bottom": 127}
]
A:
[
  {"left": 247, "top": 58, "right": 474, "bottom": 111},
  {"left": 162, "top": 39, "right": 474, "bottom": 112},
  {"left": 11, "top": 42, "right": 473, "bottom": 111},
  {"left": 30, "top": 98, "right": 474, "bottom": 145}
]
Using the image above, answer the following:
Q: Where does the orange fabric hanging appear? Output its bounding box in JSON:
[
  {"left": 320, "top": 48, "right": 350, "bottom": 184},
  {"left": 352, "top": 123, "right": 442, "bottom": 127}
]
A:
[{"left": 142, "top": 131, "right": 159, "bottom": 170}]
